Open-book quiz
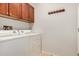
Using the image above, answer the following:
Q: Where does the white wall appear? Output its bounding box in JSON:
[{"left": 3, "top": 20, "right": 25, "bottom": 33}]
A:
[
  {"left": 0, "top": 17, "right": 31, "bottom": 30},
  {"left": 32, "top": 3, "right": 77, "bottom": 56}
]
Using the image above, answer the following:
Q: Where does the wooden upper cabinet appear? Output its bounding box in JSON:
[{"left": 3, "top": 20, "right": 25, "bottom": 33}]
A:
[
  {"left": 8, "top": 3, "right": 21, "bottom": 19},
  {"left": 22, "top": 3, "right": 34, "bottom": 22},
  {"left": 0, "top": 3, "right": 34, "bottom": 22},
  {"left": 28, "top": 5, "right": 34, "bottom": 22},
  {"left": 0, "top": 3, "right": 8, "bottom": 15},
  {"left": 21, "top": 3, "right": 29, "bottom": 20}
]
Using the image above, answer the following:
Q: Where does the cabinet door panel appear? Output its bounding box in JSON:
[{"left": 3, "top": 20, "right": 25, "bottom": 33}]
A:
[
  {"left": 9, "top": 3, "right": 21, "bottom": 19},
  {"left": 29, "top": 5, "right": 34, "bottom": 22},
  {"left": 22, "top": 4, "right": 29, "bottom": 20},
  {"left": 0, "top": 3, "right": 8, "bottom": 15}
]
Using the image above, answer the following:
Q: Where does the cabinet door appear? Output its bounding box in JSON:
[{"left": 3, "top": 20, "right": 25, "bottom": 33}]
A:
[
  {"left": 8, "top": 3, "right": 21, "bottom": 19},
  {"left": 0, "top": 3, "right": 8, "bottom": 15},
  {"left": 21, "top": 3, "right": 29, "bottom": 20},
  {"left": 29, "top": 5, "right": 34, "bottom": 22},
  {"left": 0, "top": 37, "right": 30, "bottom": 56},
  {"left": 29, "top": 35, "right": 41, "bottom": 56}
]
